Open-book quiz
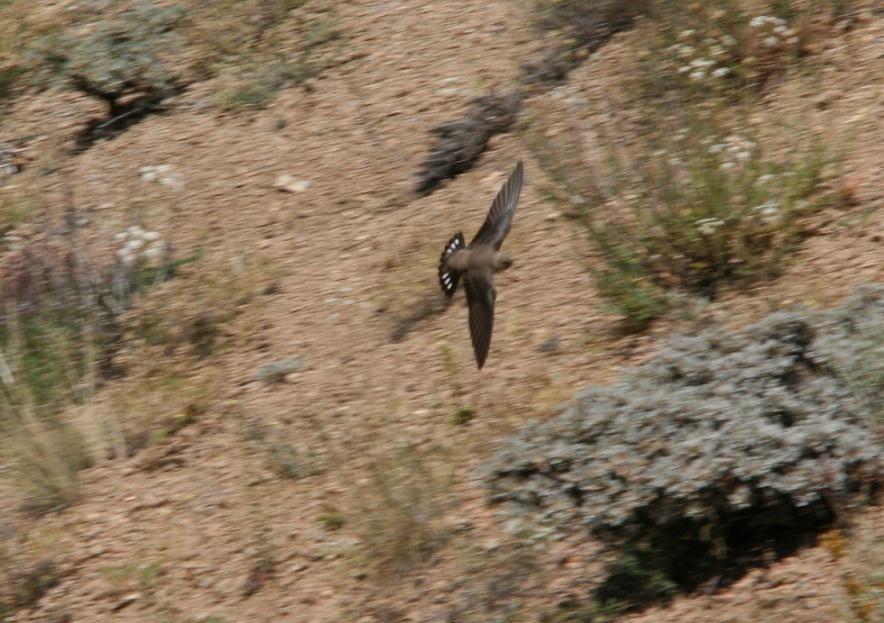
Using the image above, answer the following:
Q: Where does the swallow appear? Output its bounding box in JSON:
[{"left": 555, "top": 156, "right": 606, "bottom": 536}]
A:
[{"left": 438, "top": 160, "right": 524, "bottom": 369}]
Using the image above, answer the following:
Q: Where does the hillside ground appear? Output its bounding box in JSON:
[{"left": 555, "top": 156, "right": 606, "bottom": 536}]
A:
[{"left": 0, "top": 1, "right": 882, "bottom": 621}]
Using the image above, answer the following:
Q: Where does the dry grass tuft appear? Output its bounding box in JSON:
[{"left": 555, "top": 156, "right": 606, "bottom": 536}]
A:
[{"left": 351, "top": 442, "right": 456, "bottom": 577}]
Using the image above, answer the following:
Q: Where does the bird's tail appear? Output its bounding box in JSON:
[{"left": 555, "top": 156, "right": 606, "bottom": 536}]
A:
[{"left": 438, "top": 232, "right": 465, "bottom": 298}]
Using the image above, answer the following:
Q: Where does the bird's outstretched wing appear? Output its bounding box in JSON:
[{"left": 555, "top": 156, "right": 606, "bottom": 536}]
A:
[
  {"left": 464, "top": 273, "right": 496, "bottom": 369},
  {"left": 470, "top": 160, "right": 524, "bottom": 250}
]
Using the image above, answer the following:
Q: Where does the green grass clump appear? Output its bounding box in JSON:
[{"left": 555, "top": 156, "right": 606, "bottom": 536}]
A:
[
  {"left": 452, "top": 406, "right": 474, "bottom": 426},
  {"left": 318, "top": 511, "right": 345, "bottom": 531},
  {"left": 212, "top": 16, "right": 340, "bottom": 111}
]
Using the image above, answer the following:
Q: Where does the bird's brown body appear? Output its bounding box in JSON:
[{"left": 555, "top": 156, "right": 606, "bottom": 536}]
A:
[
  {"left": 445, "top": 247, "right": 513, "bottom": 275},
  {"left": 438, "top": 161, "right": 524, "bottom": 369}
]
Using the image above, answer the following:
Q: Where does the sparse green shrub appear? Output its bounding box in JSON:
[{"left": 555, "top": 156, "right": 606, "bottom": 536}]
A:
[
  {"left": 0, "top": 0, "right": 50, "bottom": 105},
  {"left": 538, "top": 107, "right": 836, "bottom": 328},
  {"left": 838, "top": 511, "right": 884, "bottom": 623},
  {"left": 528, "top": 1, "right": 853, "bottom": 329},
  {"left": 479, "top": 287, "right": 883, "bottom": 612},
  {"left": 212, "top": 16, "right": 340, "bottom": 110},
  {"left": 109, "top": 222, "right": 198, "bottom": 313},
  {"left": 0, "top": 60, "right": 22, "bottom": 103},
  {"left": 266, "top": 442, "right": 302, "bottom": 479},
  {"left": 452, "top": 406, "right": 474, "bottom": 426},
  {"left": 101, "top": 560, "right": 164, "bottom": 605},
  {"left": 23, "top": 1, "right": 186, "bottom": 143},
  {"left": 354, "top": 443, "right": 454, "bottom": 575},
  {"left": 242, "top": 527, "right": 275, "bottom": 597},
  {"left": 0, "top": 304, "right": 96, "bottom": 511},
  {"left": 318, "top": 511, "right": 345, "bottom": 531},
  {"left": 589, "top": 119, "right": 830, "bottom": 299},
  {"left": 214, "top": 70, "right": 278, "bottom": 110},
  {"left": 0, "top": 242, "right": 99, "bottom": 511},
  {"left": 0, "top": 555, "right": 59, "bottom": 615},
  {"left": 0, "top": 211, "right": 192, "bottom": 511},
  {"left": 27, "top": 1, "right": 186, "bottom": 108},
  {"left": 633, "top": 2, "right": 807, "bottom": 104}
]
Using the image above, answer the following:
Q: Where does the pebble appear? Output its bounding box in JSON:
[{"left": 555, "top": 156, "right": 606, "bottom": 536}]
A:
[
  {"left": 256, "top": 358, "right": 303, "bottom": 383},
  {"left": 274, "top": 174, "right": 311, "bottom": 193},
  {"left": 112, "top": 593, "right": 140, "bottom": 611}
]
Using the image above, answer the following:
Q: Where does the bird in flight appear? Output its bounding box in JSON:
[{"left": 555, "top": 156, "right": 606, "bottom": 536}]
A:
[{"left": 438, "top": 160, "right": 524, "bottom": 369}]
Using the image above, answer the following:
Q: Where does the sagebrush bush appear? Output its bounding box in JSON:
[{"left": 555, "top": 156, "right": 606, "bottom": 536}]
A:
[
  {"left": 811, "top": 285, "right": 884, "bottom": 429},
  {"left": 24, "top": 1, "right": 186, "bottom": 118},
  {"left": 480, "top": 286, "right": 882, "bottom": 533},
  {"left": 478, "top": 286, "right": 882, "bottom": 604}
]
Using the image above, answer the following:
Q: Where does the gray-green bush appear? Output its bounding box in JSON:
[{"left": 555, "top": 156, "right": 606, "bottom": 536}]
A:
[
  {"left": 24, "top": 1, "right": 186, "bottom": 145},
  {"left": 479, "top": 285, "right": 883, "bottom": 610}
]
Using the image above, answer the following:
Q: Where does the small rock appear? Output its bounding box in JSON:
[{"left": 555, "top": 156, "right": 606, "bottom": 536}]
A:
[
  {"left": 814, "top": 92, "right": 833, "bottom": 110},
  {"left": 537, "top": 336, "right": 560, "bottom": 353},
  {"left": 256, "top": 358, "right": 303, "bottom": 383},
  {"left": 112, "top": 593, "right": 140, "bottom": 611},
  {"left": 87, "top": 545, "right": 107, "bottom": 559},
  {"left": 274, "top": 174, "right": 311, "bottom": 193}
]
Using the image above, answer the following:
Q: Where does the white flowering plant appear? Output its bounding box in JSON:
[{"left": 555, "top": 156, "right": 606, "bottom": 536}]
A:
[
  {"left": 636, "top": 3, "right": 805, "bottom": 102},
  {"left": 576, "top": 117, "right": 835, "bottom": 328},
  {"left": 108, "top": 223, "right": 202, "bottom": 314},
  {"left": 114, "top": 225, "right": 167, "bottom": 269}
]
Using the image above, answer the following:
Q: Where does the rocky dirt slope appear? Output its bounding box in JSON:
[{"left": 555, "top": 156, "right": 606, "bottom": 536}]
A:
[{"left": 1, "top": 1, "right": 882, "bottom": 621}]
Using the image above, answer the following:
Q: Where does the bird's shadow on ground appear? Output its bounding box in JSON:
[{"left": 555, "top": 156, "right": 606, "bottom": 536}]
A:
[{"left": 389, "top": 290, "right": 455, "bottom": 343}]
